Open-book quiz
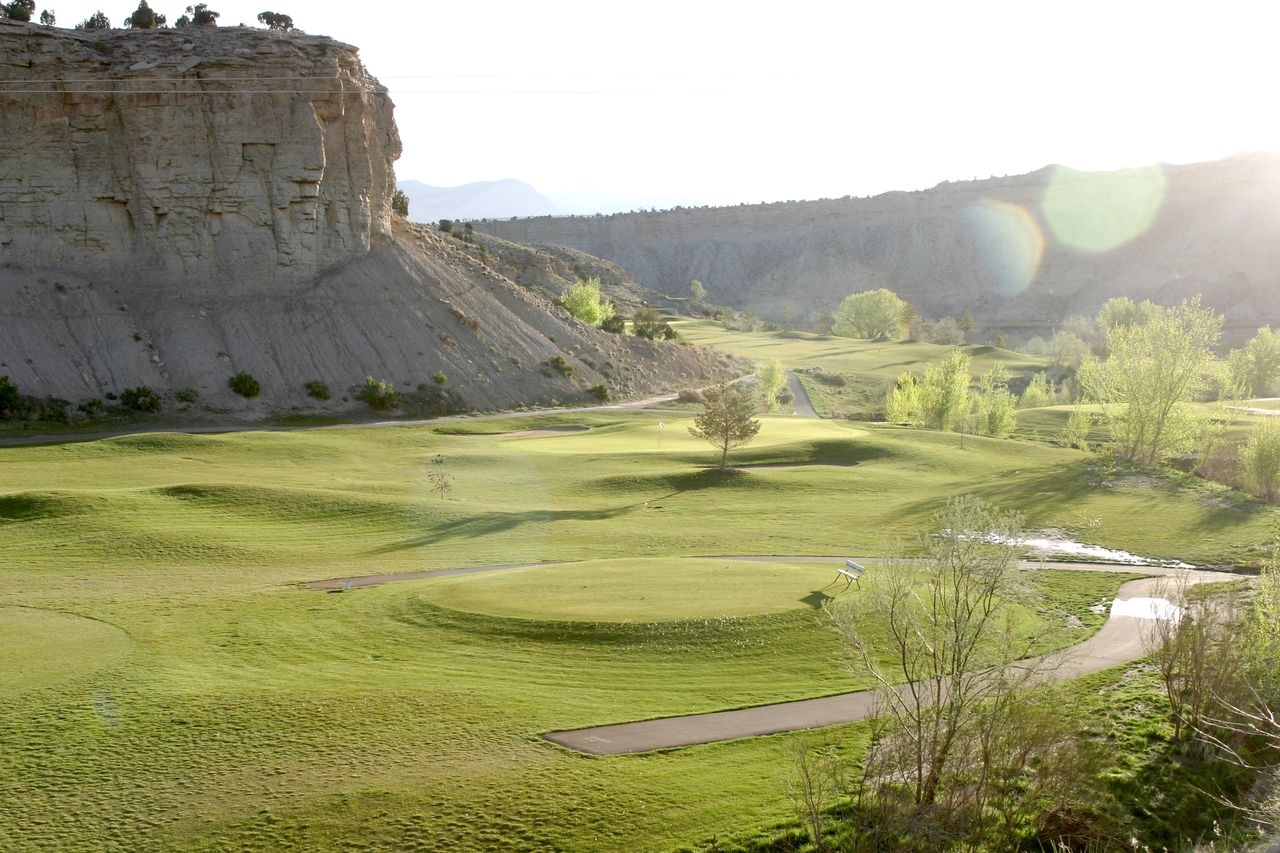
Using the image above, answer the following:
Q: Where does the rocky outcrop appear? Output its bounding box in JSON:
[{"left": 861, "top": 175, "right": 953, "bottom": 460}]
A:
[
  {"left": 477, "top": 153, "right": 1280, "bottom": 339},
  {"left": 0, "top": 21, "right": 738, "bottom": 411},
  {"left": 0, "top": 19, "right": 398, "bottom": 288}
]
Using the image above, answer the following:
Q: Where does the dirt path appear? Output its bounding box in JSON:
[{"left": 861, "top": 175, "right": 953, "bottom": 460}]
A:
[
  {"left": 786, "top": 372, "right": 818, "bottom": 417},
  {"left": 303, "top": 556, "right": 1238, "bottom": 754}
]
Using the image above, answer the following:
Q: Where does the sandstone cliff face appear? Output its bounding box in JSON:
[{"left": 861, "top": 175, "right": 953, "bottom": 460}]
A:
[
  {"left": 478, "top": 154, "right": 1280, "bottom": 338},
  {"left": 0, "top": 22, "right": 738, "bottom": 410},
  {"left": 0, "top": 19, "right": 398, "bottom": 288}
]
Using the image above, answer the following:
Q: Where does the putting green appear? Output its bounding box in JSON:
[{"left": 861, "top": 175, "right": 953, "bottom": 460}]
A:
[
  {"left": 0, "top": 606, "right": 132, "bottom": 695},
  {"left": 419, "top": 558, "right": 845, "bottom": 622}
]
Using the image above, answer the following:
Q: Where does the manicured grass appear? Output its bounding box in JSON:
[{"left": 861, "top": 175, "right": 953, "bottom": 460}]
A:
[
  {"left": 0, "top": 606, "right": 132, "bottom": 696},
  {"left": 422, "top": 558, "right": 840, "bottom": 621},
  {"left": 673, "top": 319, "right": 1049, "bottom": 380},
  {"left": 0, "top": 414, "right": 1270, "bottom": 851}
]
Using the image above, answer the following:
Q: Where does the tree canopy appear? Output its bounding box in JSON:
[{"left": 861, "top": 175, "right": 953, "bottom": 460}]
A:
[
  {"left": 1228, "top": 326, "right": 1280, "bottom": 397},
  {"left": 831, "top": 288, "right": 910, "bottom": 339},
  {"left": 688, "top": 383, "right": 762, "bottom": 469},
  {"left": 561, "top": 278, "right": 615, "bottom": 328},
  {"left": 1079, "top": 297, "right": 1223, "bottom": 465},
  {"left": 257, "top": 10, "right": 293, "bottom": 31},
  {"left": 125, "top": 1, "right": 164, "bottom": 28},
  {"left": 1, "top": 0, "right": 34, "bottom": 21}
]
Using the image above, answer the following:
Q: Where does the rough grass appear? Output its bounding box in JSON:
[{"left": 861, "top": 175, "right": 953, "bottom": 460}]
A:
[{"left": 0, "top": 414, "right": 1270, "bottom": 851}]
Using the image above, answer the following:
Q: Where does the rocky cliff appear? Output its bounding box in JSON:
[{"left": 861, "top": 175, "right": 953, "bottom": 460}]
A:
[
  {"left": 0, "top": 21, "right": 737, "bottom": 412},
  {"left": 477, "top": 154, "right": 1280, "bottom": 338}
]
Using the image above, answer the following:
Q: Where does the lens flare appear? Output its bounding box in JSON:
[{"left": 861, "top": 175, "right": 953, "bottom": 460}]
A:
[
  {"left": 1041, "top": 164, "right": 1167, "bottom": 253},
  {"left": 962, "top": 199, "right": 1045, "bottom": 296}
]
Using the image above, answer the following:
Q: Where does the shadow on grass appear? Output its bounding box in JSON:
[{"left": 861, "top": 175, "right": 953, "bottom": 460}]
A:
[
  {"left": 799, "top": 589, "right": 834, "bottom": 609},
  {"left": 371, "top": 472, "right": 737, "bottom": 553}
]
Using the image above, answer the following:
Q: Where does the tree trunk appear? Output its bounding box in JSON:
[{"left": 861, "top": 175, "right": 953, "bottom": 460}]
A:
[{"left": 719, "top": 443, "right": 729, "bottom": 469}]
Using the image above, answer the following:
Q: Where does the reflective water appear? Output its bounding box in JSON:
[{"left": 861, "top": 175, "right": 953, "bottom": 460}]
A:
[{"left": 1109, "top": 596, "right": 1184, "bottom": 620}]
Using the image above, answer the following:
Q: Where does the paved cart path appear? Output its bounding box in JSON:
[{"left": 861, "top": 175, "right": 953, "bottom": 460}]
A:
[{"left": 302, "top": 556, "right": 1238, "bottom": 754}]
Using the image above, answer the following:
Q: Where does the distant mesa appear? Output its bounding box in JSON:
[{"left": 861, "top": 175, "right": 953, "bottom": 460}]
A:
[
  {"left": 397, "top": 178, "right": 559, "bottom": 223},
  {"left": 477, "top": 152, "right": 1280, "bottom": 337}
]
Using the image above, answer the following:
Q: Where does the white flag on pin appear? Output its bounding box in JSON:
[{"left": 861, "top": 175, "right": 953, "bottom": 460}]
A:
[{"left": 658, "top": 422, "right": 665, "bottom": 429}]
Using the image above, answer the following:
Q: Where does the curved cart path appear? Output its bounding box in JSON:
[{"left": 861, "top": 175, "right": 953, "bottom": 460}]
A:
[
  {"left": 786, "top": 372, "right": 819, "bottom": 418},
  {"left": 304, "top": 556, "right": 1240, "bottom": 755}
]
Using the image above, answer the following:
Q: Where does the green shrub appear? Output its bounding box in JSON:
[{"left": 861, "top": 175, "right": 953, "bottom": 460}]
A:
[
  {"left": 228, "top": 372, "right": 261, "bottom": 399},
  {"left": 77, "top": 398, "right": 106, "bottom": 419},
  {"left": 120, "top": 386, "right": 161, "bottom": 412},
  {"left": 587, "top": 384, "right": 611, "bottom": 403},
  {"left": 355, "top": 376, "right": 400, "bottom": 411},
  {"left": 601, "top": 315, "right": 626, "bottom": 334},
  {"left": 548, "top": 356, "right": 573, "bottom": 377},
  {"left": 401, "top": 385, "right": 467, "bottom": 418},
  {"left": 304, "top": 380, "right": 331, "bottom": 401},
  {"left": 0, "top": 375, "right": 22, "bottom": 419},
  {"left": 175, "top": 388, "right": 199, "bottom": 403},
  {"left": 433, "top": 371, "right": 448, "bottom": 385},
  {"left": 561, "top": 277, "right": 615, "bottom": 327},
  {"left": 677, "top": 388, "right": 705, "bottom": 404}
]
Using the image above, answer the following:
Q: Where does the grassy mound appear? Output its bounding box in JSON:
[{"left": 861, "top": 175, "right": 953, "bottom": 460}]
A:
[
  {"left": 0, "top": 607, "right": 131, "bottom": 695},
  {"left": 418, "top": 558, "right": 842, "bottom": 622}
]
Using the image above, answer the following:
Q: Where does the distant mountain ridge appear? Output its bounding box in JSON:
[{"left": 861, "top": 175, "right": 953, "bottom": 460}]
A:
[
  {"left": 398, "top": 179, "right": 559, "bottom": 223},
  {"left": 477, "top": 153, "right": 1280, "bottom": 339}
]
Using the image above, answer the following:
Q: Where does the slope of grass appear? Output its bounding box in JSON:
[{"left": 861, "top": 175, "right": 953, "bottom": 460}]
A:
[
  {"left": 673, "top": 319, "right": 1049, "bottom": 380},
  {"left": 0, "top": 415, "right": 1271, "bottom": 851}
]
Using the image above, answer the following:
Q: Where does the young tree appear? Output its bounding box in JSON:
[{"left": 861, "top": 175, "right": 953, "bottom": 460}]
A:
[
  {"left": 916, "top": 316, "right": 965, "bottom": 345},
  {"left": 1018, "top": 371, "right": 1053, "bottom": 409},
  {"left": 688, "top": 383, "right": 762, "bottom": 469},
  {"left": 689, "top": 279, "right": 706, "bottom": 302},
  {"left": 959, "top": 311, "right": 975, "bottom": 343},
  {"left": 1079, "top": 297, "right": 1223, "bottom": 465},
  {"left": 1059, "top": 408, "right": 1093, "bottom": 449},
  {"left": 391, "top": 189, "right": 409, "bottom": 217},
  {"left": 885, "top": 371, "right": 921, "bottom": 425},
  {"left": 1048, "top": 330, "right": 1089, "bottom": 371},
  {"left": 1240, "top": 416, "right": 1280, "bottom": 501},
  {"left": 831, "top": 288, "right": 910, "bottom": 339},
  {"left": 631, "top": 305, "right": 670, "bottom": 340},
  {"left": 428, "top": 471, "right": 453, "bottom": 500},
  {"left": 919, "top": 348, "right": 971, "bottom": 431},
  {"left": 830, "top": 496, "right": 1041, "bottom": 808},
  {"left": 1228, "top": 326, "right": 1280, "bottom": 397},
  {"left": 976, "top": 364, "right": 1017, "bottom": 438},
  {"left": 39, "top": 8, "right": 54, "bottom": 24},
  {"left": 561, "top": 278, "right": 615, "bottom": 327},
  {"left": 77, "top": 9, "right": 109, "bottom": 27},
  {"left": 754, "top": 359, "right": 786, "bottom": 412}
]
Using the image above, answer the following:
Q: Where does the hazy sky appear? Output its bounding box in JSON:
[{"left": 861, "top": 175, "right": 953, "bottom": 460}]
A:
[{"left": 40, "top": 1, "right": 1280, "bottom": 212}]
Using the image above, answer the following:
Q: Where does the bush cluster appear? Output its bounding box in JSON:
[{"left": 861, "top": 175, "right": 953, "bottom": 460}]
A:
[
  {"left": 355, "top": 376, "right": 399, "bottom": 411},
  {"left": 304, "top": 380, "right": 331, "bottom": 401},
  {"left": 228, "top": 372, "right": 261, "bottom": 399}
]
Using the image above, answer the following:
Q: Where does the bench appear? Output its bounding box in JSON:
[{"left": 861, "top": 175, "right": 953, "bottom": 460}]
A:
[{"left": 835, "top": 559, "right": 866, "bottom": 588}]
